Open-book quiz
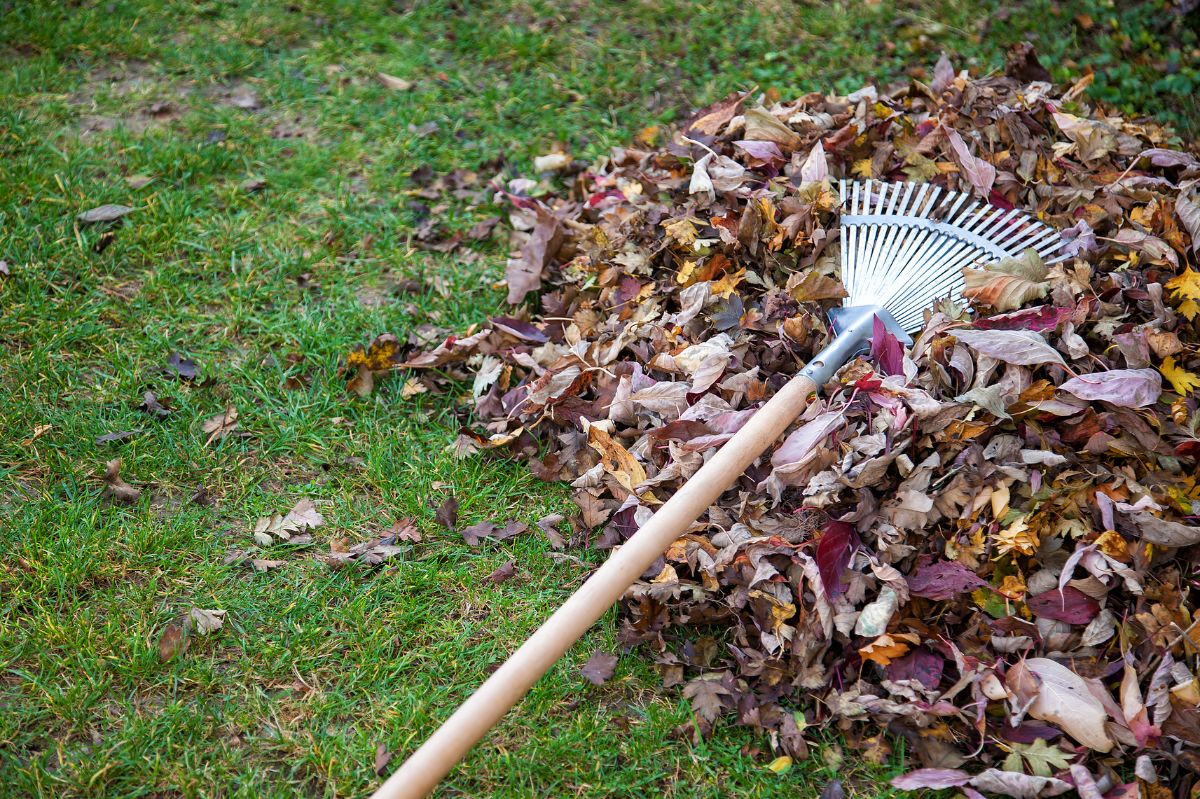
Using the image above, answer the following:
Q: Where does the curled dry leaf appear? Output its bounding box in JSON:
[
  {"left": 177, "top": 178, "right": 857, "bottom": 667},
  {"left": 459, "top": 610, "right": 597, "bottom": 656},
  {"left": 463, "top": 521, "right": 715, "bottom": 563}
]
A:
[
  {"left": 103, "top": 458, "right": 141, "bottom": 504},
  {"left": 201, "top": 406, "right": 240, "bottom": 445},
  {"left": 77, "top": 204, "right": 134, "bottom": 224}
]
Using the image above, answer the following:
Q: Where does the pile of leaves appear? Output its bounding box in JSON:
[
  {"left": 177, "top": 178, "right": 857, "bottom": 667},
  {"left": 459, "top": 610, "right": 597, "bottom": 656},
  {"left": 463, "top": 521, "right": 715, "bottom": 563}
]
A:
[{"left": 357, "top": 49, "right": 1200, "bottom": 798}]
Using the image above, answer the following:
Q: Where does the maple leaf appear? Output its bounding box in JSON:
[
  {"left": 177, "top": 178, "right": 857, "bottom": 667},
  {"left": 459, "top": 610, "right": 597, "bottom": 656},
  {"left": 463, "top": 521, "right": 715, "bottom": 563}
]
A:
[
  {"left": 1006, "top": 739, "right": 1073, "bottom": 777},
  {"left": 661, "top": 216, "right": 703, "bottom": 248},
  {"left": 580, "top": 651, "right": 618, "bottom": 685},
  {"left": 1160, "top": 356, "right": 1200, "bottom": 395},
  {"left": 993, "top": 515, "right": 1039, "bottom": 558},
  {"left": 682, "top": 676, "right": 731, "bottom": 723},
  {"left": 1166, "top": 268, "right": 1200, "bottom": 321}
]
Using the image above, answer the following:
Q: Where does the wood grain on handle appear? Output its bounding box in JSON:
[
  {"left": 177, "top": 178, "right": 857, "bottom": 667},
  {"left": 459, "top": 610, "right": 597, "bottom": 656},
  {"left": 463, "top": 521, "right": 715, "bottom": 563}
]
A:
[{"left": 373, "top": 372, "right": 819, "bottom": 799}]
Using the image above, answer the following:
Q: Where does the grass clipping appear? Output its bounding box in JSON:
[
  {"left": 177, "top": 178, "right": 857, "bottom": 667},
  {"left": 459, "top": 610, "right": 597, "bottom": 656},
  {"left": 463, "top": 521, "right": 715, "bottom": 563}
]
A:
[{"left": 371, "top": 53, "right": 1200, "bottom": 793}]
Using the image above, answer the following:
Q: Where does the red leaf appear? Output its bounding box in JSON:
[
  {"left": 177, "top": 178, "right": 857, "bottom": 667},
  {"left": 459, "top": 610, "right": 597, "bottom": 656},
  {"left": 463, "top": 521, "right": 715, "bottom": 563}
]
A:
[
  {"left": 1026, "top": 586, "right": 1101, "bottom": 624},
  {"left": 870, "top": 315, "right": 905, "bottom": 376},
  {"left": 815, "top": 521, "right": 858, "bottom": 599}
]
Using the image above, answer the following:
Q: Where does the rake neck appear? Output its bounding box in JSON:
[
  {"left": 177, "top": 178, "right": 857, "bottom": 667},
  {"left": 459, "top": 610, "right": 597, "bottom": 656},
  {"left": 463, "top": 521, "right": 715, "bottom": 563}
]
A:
[{"left": 799, "top": 304, "right": 906, "bottom": 385}]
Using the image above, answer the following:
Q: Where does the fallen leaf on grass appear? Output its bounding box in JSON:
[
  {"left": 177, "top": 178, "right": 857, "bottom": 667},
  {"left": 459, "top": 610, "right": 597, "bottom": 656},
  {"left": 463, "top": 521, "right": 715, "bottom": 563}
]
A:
[
  {"left": 322, "top": 535, "right": 405, "bottom": 567},
  {"left": 536, "top": 513, "right": 567, "bottom": 549},
  {"left": 158, "top": 608, "right": 226, "bottom": 662},
  {"left": 533, "top": 151, "right": 571, "bottom": 173},
  {"left": 189, "top": 608, "right": 226, "bottom": 634},
  {"left": 253, "top": 499, "right": 325, "bottom": 545},
  {"left": 166, "top": 351, "right": 197, "bottom": 381},
  {"left": 487, "top": 560, "right": 516, "bottom": 584},
  {"left": 377, "top": 72, "right": 414, "bottom": 91},
  {"left": 459, "top": 521, "right": 495, "bottom": 546},
  {"left": 158, "top": 617, "right": 189, "bottom": 661},
  {"left": 140, "top": 391, "right": 171, "bottom": 418},
  {"left": 95, "top": 429, "right": 139, "bottom": 445},
  {"left": 389, "top": 518, "right": 421, "bottom": 543},
  {"left": 580, "top": 651, "right": 618, "bottom": 685},
  {"left": 77, "top": 204, "right": 133, "bottom": 224},
  {"left": 374, "top": 743, "right": 393, "bottom": 776},
  {"left": 435, "top": 497, "right": 459, "bottom": 531},
  {"left": 201, "top": 406, "right": 240, "bottom": 445},
  {"left": 103, "top": 458, "right": 141, "bottom": 503}
]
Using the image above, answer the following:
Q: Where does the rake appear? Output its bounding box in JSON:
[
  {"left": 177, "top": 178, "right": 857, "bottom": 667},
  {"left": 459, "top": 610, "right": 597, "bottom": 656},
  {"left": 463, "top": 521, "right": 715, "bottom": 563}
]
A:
[{"left": 373, "top": 179, "right": 1072, "bottom": 799}]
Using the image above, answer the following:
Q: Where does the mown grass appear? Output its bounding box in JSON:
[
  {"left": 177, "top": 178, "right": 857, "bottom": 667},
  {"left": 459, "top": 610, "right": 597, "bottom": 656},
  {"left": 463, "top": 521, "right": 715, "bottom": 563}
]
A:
[{"left": 0, "top": 1, "right": 1194, "bottom": 797}]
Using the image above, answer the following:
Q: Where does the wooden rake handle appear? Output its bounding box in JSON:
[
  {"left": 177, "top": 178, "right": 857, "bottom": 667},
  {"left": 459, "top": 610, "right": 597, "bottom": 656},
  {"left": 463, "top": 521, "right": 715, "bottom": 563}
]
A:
[{"left": 373, "top": 372, "right": 819, "bottom": 799}]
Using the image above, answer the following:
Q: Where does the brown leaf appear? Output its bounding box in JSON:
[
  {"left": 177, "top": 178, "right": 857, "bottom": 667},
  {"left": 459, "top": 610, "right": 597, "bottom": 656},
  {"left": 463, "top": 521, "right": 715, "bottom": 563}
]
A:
[
  {"left": 77, "top": 204, "right": 134, "bottom": 224},
  {"left": 373, "top": 742, "right": 393, "bottom": 776},
  {"left": 505, "top": 205, "right": 564, "bottom": 305},
  {"left": 103, "top": 458, "right": 141, "bottom": 503},
  {"left": 580, "top": 651, "right": 618, "bottom": 685},
  {"left": 377, "top": 72, "right": 413, "bottom": 91},
  {"left": 435, "top": 497, "right": 459, "bottom": 531},
  {"left": 487, "top": 560, "right": 516, "bottom": 584},
  {"left": 962, "top": 249, "right": 1049, "bottom": 311},
  {"left": 158, "top": 616, "right": 190, "bottom": 662},
  {"left": 201, "top": 406, "right": 239, "bottom": 445},
  {"left": 389, "top": 518, "right": 422, "bottom": 543}
]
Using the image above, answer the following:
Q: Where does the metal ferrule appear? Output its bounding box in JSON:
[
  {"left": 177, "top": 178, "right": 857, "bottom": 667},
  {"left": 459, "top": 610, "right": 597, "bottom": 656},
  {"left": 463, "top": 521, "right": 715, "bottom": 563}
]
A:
[{"left": 799, "top": 305, "right": 907, "bottom": 386}]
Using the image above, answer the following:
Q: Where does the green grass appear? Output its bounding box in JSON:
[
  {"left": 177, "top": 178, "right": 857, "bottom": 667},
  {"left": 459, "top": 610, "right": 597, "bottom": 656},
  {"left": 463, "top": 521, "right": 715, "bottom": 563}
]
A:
[{"left": 0, "top": 1, "right": 1194, "bottom": 797}]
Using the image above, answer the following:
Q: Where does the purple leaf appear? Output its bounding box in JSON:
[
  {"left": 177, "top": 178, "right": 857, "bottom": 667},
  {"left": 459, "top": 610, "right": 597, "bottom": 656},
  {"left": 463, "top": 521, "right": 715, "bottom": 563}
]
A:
[
  {"left": 952, "top": 329, "right": 1065, "bottom": 367},
  {"left": 999, "top": 721, "right": 1062, "bottom": 744},
  {"left": 943, "top": 128, "right": 995, "bottom": 198},
  {"left": 971, "top": 305, "right": 1072, "bottom": 332},
  {"left": 490, "top": 316, "right": 549, "bottom": 342},
  {"left": 886, "top": 648, "right": 945, "bottom": 690},
  {"left": 1058, "top": 369, "right": 1162, "bottom": 409},
  {"left": 891, "top": 768, "right": 971, "bottom": 790},
  {"left": 580, "top": 651, "right": 618, "bottom": 685},
  {"left": 907, "top": 558, "right": 988, "bottom": 600},
  {"left": 487, "top": 560, "right": 516, "bottom": 584},
  {"left": 459, "top": 521, "right": 496, "bottom": 546},
  {"left": 870, "top": 315, "right": 905, "bottom": 376},
  {"left": 815, "top": 520, "right": 858, "bottom": 599},
  {"left": 1026, "top": 586, "right": 1101, "bottom": 625}
]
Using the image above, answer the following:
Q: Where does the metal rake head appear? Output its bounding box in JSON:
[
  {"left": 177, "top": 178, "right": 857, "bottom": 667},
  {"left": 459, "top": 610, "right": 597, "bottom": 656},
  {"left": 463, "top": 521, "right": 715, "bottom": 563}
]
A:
[{"left": 837, "top": 179, "right": 1072, "bottom": 333}]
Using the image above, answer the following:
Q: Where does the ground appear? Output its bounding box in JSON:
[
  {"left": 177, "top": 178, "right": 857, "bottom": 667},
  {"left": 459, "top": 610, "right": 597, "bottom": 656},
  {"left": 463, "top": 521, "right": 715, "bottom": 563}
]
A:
[{"left": 0, "top": 1, "right": 1196, "bottom": 797}]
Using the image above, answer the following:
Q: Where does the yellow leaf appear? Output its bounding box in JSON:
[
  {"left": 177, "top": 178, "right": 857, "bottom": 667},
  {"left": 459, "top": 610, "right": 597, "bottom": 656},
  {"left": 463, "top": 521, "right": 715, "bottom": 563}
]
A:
[
  {"left": 662, "top": 216, "right": 701, "bottom": 247},
  {"left": 586, "top": 423, "right": 657, "bottom": 501},
  {"left": 709, "top": 267, "right": 746, "bottom": 299},
  {"left": 1166, "top": 268, "right": 1200, "bottom": 301},
  {"left": 767, "top": 756, "right": 793, "bottom": 774},
  {"left": 859, "top": 633, "right": 917, "bottom": 666},
  {"left": 1161, "top": 356, "right": 1200, "bottom": 395},
  {"left": 852, "top": 158, "right": 873, "bottom": 178},
  {"left": 1179, "top": 298, "right": 1199, "bottom": 322}
]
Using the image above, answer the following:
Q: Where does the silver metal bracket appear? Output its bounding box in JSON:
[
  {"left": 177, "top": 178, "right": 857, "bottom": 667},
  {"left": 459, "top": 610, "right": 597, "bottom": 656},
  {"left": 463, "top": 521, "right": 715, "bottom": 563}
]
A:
[{"left": 799, "top": 305, "right": 910, "bottom": 385}]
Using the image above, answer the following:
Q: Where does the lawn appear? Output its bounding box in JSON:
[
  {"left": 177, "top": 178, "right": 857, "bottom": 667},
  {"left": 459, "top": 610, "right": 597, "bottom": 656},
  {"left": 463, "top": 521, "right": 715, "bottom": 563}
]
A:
[{"left": 1, "top": 1, "right": 1196, "bottom": 797}]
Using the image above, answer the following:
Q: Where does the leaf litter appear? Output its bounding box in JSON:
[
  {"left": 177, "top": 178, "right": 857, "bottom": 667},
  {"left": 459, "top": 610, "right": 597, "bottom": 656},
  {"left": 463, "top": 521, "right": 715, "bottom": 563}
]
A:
[{"left": 358, "top": 48, "right": 1200, "bottom": 795}]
